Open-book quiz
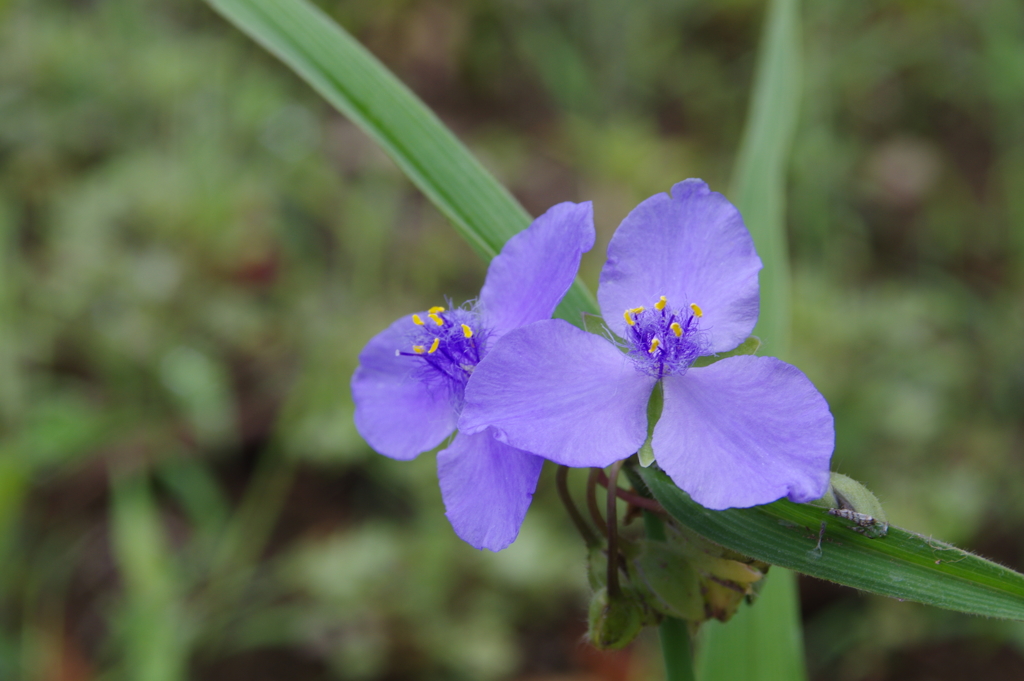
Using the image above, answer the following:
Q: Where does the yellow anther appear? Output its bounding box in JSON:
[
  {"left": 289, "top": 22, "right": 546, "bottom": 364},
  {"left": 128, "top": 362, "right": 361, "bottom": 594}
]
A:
[
  {"left": 461, "top": 324, "right": 473, "bottom": 338},
  {"left": 428, "top": 338, "right": 440, "bottom": 354},
  {"left": 670, "top": 322, "right": 683, "bottom": 337},
  {"left": 428, "top": 313, "right": 444, "bottom": 326},
  {"left": 413, "top": 345, "right": 426, "bottom": 354},
  {"left": 428, "top": 306, "right": 446, "bottom": 314},
  {"left": 412, "top": 314, "right": 425, "bottom": 326},
  {"left": 654, "top": 296, "right": 667, "bottom": 311},
  {"left": 624, "top": 307, "right": 645, "bottom": 326},
  {"left": 648, "top": 338, "right": 661, "bottom": 354},
  {"left": 690, "top": 303, "right": 704, "bottom": 318}
]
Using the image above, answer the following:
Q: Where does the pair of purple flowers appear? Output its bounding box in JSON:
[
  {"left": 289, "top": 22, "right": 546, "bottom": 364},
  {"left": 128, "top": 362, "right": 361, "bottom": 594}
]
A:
[{"left": 351, "top": 180, "right": 834, "bottom": 551}]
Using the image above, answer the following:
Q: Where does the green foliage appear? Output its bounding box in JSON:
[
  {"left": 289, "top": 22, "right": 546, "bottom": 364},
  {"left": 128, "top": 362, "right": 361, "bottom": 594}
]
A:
[
  {"left": 697, "top": 571, "right": 807, "bottom": 681},
  {"left": 640, "top": 466, "right": 1024, "bottom": 620},
  {"left": 2, "top": 0, "right": 1024, "bottom": 679},
  {"left": 109, "top": 476, "right": 189, "bottom": 681},
  {"left": 204, "top": 0, "right": 598, "bottom": 326},
  {"left": 698, "top": 0, "right": 806, "bottom": 678},
  {"left": 728, "top": 0, "right": 801, "bottom": 358}
]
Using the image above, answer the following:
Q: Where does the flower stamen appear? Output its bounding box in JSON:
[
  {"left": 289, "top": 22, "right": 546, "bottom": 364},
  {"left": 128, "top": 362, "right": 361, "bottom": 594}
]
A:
[
  {"left": 400, "top": 304, "right": 489, "bottom": 405},
  {"left": 624, "top": 307, "right": 645, "bottom": 326},
  {"left": 620, "top": 295, "right": 707, "bottom": 378},
  {"left": 690, "top": 303, "right": 703, "bottom": 318}
]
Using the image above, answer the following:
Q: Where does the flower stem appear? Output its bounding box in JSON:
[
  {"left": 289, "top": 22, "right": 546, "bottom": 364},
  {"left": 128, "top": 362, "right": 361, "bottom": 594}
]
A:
[
  {"left": 658, "top": 617, "right": 696, "bottom": 681},
  {"left": 593, "top": 468, "right": 668, "bottom": 515},
  {"left": 643, "top": 510, "right": 696, "bottom": 681},
  {"left": 586, "top": 468, "right": 605, "bottom": 532},
  {"left": 605, "top": 461, "right": 624, "bottom": 598},
  {"left": 555, "top": 465, "right": 600, "bottom": 547}
]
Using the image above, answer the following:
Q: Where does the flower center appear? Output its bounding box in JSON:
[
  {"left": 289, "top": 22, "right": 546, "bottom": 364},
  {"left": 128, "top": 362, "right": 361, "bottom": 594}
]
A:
[
  {"left": 399, "top": 305, "right": 488, "bottom": 406},
  {"left": 622, "top": 296, "right": 707, "bottom": 379}
]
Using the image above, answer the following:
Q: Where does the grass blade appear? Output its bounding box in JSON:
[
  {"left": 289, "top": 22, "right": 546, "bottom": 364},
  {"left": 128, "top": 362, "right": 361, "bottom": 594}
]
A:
[
  {"left": 640, "top": 466, "right": 1024, "bottom": 621},
  {"left": 705, "top": 0, "right": 806, "bottom": 679},
  {"left": 203, "top": 0, "right": 597, "bottom": 322},
  {"left": 109, "top": 475, "right": 187, "bottom": 681},
  {"left": 697, "top": 570, "right": 806, "bottom": 681},
  {"left": 728, "top": 0, "right": 802, "bottom": 355}
]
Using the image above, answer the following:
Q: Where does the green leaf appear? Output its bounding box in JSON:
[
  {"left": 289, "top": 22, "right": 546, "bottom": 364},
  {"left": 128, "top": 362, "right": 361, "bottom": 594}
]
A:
[
  {"left": 203, "top": 0, "right": 597, "bottom": 324},
  {"left": 728, "top": 0, "right": 802, "bottom": 356},
  {"left": 639, "top": 466, "right": 1024, "bottom": 620},
  {"left": 697, "top": 570, "right": 806, "bottom": 681},
  {"left": 707, "top": 0, "right": 805, "bottom": 678},
  {"left": 109, "top": 475, "right": 188, "bottom": 681}
]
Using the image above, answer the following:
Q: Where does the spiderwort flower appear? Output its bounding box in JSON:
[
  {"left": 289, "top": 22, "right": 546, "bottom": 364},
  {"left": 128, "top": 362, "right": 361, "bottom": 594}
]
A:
[
  {"left": 350, "top": 202, "right": 595, "bottom": 550},
  {"left": 460, "top": 180, "right": 833, "bottom": 510}
]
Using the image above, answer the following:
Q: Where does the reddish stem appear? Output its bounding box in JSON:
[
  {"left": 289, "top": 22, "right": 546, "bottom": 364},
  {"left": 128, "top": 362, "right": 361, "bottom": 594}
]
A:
[{"left": 594, "top": 469, "right": 668, "bottom": 515}]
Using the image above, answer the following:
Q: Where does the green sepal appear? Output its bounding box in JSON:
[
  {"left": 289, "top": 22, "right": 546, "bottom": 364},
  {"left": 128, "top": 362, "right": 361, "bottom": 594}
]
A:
[
  {"left": 692, "top": 336, "right": 761, "bottom": 368},
  {"left": 622, "top": 517, "right": 768, "bottom": 625},
  {"left": 663, "top": 525, "right": 767, "bottom": 587},
  {"left": 660, "top": 524, "right": 767, "bottom": 623},
  {"left": 637, "top": 442, "right": 656, "bottom": 469},
  {"left": 630, "top": 542, "right": 705, "bottom": 621},
  {"left": 587, "top": 545, "right": 608, "bottom": 591},
  {"left": 637, "top": 383, "right": 664, "bottom": 468}
]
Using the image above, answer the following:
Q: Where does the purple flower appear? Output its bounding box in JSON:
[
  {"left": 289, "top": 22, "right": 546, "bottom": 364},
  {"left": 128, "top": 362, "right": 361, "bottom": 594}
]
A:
[
  {"left": 350, "top": 202, "right": 595, "bottom": 550},
  {"left": 459, "top": 180, "right": 834, "bottom": 510}
]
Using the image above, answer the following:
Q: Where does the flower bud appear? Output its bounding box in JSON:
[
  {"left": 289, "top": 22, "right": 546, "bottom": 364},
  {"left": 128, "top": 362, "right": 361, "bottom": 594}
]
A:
[{"left": 587, "top": 587, "right": 645, "bottom": 650}]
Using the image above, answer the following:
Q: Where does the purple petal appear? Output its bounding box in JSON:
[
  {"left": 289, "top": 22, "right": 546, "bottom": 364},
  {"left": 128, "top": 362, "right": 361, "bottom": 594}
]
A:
[
  {"left": 437, "top": 428, "right": 544, "bottom": 551},
  {"left": 598, "top": 179, "right": 762, "bottom": 353},
  {"left": 351, "top": 315, "right": 457, "bottom": 460},
  {"left": 460, "top": 319, "right": 655, "bottom": 467},
  {"left": 653, "top": 355, "right": 833, "bottom": 510},
  {"left": 480, "top": 202, "right": 595, "bottom": 341}
]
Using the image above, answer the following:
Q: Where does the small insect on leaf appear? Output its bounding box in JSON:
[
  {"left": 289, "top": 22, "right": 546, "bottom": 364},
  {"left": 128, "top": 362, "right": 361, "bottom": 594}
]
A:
[
  {"left": 827, "top": 508, "right": 888, "bottom": 538},
  {"left": 809, "top": 473, "right": 889, "bottom": 538}
]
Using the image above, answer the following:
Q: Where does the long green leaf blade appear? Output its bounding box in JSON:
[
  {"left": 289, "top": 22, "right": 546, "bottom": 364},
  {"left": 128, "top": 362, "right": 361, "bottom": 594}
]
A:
[
  {"left": 109, "top": 475, "right": 188, "bottom": 681},
  {"left": 706, "top": 0, "right": 805, "bottom": 679},
  {"left": 203, "top": 0, "right": 597, "bottom": 322},
  {"left": 728, "top": 0, "right": 801, "bottom": 354},
  {"left": 639, "top": 466, "right": 1024, "bottom": 620},
  {"left": 697, "top": 569, "right": 805, "bottom": 681}
]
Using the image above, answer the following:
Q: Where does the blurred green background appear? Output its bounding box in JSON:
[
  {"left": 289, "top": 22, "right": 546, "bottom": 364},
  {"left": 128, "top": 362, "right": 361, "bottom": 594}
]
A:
[{"left": 2, "top": 0, "right": 1024, "bottom": 679}]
